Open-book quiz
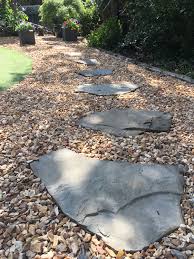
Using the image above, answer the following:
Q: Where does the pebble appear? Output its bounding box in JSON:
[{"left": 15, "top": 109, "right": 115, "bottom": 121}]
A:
[
  {"left": 105, "top": 247, "right": 116, "bottom": 257},
  {"left": 30, "top": 240, "right": 42, "bottom": 253},
  {"left": 171, "top": 249, "right": 187, "bottom": 259}
]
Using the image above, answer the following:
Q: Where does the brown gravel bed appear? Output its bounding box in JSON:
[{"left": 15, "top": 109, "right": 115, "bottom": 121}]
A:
[{"left": 0, "top": 36, "right": 194, "bottom": 259}]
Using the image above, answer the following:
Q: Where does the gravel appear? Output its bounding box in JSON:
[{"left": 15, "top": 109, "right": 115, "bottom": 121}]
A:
[{"left": 0, "top": 36, "right": 193, "bottom": 259}]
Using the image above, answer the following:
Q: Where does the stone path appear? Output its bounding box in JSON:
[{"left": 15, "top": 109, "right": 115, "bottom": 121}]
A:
[
  {"left": 30, "top": 148, "right": 185, "bottom": 251},
  {"left": 32, "top": 41, "right": 184, "bottom": 252},
  {"left": 69, "top": 57, "right": 100, "bottom": 65},
  {"left": 78, "top": 109, "right": 172, "bottom": 136},
  {"left": 33, "top": 43, "right": 183, "bottom": 252},
  {"left": 1, "top": 36, "right": 193, "bottom": 259},
  {"left": 79, "top": 69, "right": 113, "bottom": 77},
  {"left": 76, "top": 82, "right": 139, "bottom": 95}
]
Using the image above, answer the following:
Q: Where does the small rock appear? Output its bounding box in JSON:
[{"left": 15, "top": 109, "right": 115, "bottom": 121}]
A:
[
  {"left": 116, "top": 250, "right": 125, "bottom": 259},
  {"left": 52, "top": 235, "right": 59, "bottom": 248},
  {"left": 40, "top": 251, "right": 55, "bottom": 259},
  {"left": 30, "top": 240, "right": 42, "bottom": 253},
  {"left": 171, "top": 249, "right": 187, "bottom": 259},
  {"left": 26, "top": 250, "right": 36, "bottom": 258},
  {"left": 92, "top": 235, "right": 100, "bottom": 246},
  {"left": 105, "top": 247, "right": 116, "bottom": 257},
  {"left": 28, "top": 224, "right": 36, "bottom": 235},
  {"left": 96, "top": 245, "right": 106, "bottom": 255},
  {"left": 56, "top": 243, "right": 67, "bottom": 252},
  {"left": 90, "top": 243, "right": 97, "bottom": 253},
  {"left": 186, "top": 244, "right": 194, "bottom": 250},
  {"left": 2, "top": 119, "right": 7, "bottom": 125},
  {"left": 171, "top": 239, "right": 181, "bottom": 247},
  {"left": 71, "top": 241, "right": 79, "bottom": 256},
  {"left": 78, "top": 245, "right": 88, "bottom": 259},
  {"left": 83, "top": 233, "right": 92, "bottom": 243},
  {"left": 37, "top": 205, "right": 47, "bottom": 214}
]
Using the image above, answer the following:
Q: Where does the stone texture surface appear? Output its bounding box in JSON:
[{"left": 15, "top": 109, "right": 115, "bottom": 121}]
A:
[
  {"left": 75, "top": 58, "right": 100, "bottom": 66},
  {"left": 76, "top": 83, "right": 139, "bottom": 95},
  {"left": 78, "top": 109, "right": 172, "bottom": 136},
  {"left": 30, "top": 149, "right": 184, "bottom": 251},
  {"left": 78, "top": 69, "right": 113, "bottom": 77}
]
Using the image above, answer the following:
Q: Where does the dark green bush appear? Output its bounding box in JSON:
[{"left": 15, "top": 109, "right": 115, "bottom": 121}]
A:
[
  {"left": 39, "top": 0, "right": 85, "bottom": 29},
  {"left": 79, "top": 2, "right": 99, "bottom": 36},
  {"left": 0, "top": 0, "right": 28, "bottom": 34},
  {"left": 121, "top": 0, "right": 194, "bottom": 58},
  {"left": 88, "top": 18, "right": 122, "bottom": 50}
]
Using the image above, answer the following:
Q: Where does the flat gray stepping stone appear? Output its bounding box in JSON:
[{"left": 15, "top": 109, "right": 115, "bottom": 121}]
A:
[
  {"left": 70, "top": 58, "right": 99, "bottom": 66},
  {"left": 78, "top": 109, "right": 172, "bottom": 136},
  {"left": 79, "top": 69, "right": 113, "bottom": 77},
  {"left": 76, "top": 82, "right": 139, "bottom": 95},
  {"left": 30, "top": 149, "right": 184, "bottom": 251}
]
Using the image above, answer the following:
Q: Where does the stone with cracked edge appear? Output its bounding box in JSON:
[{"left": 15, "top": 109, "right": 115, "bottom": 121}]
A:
[
  {"left": 30, "top": 149, "right": 184, "bottom": 251},
  {"left": 78, "top": 109, "right": 172, "bottom": 136}
]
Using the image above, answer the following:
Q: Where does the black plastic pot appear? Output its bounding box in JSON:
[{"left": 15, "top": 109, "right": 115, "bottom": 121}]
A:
[
  {"left": 19, "top": 30, "right": 35, "bottom": 45},
  {"left": 62, "top": 27, "right": 77, "bottom": 42}
]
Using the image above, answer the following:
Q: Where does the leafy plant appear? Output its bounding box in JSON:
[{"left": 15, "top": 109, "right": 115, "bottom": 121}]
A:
[
  {"left": 79, "top": 1, "right": 100, "bottom": 36},
  {"left": 63, "top": 18, "right": 80, "bottom": 31},
  {"left": 0, "top": 0, "right": 28, "bottom": 34},
  {"left": 88, "top": 17, "right": 122, "bottom": 50},
  {"left": 121, "top": 0, "right": 194, "bottom": 58},
  {"left": 39, "top": 0, "right": 85, "bottom": 30},
  {"left": 16, "top": 21, "right": 33, "bottom": 31}
]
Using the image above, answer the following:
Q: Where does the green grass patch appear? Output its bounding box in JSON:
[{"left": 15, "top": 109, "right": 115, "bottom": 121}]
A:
[{"left": 0, "top": 47, "right": 32, "bottom": 91}]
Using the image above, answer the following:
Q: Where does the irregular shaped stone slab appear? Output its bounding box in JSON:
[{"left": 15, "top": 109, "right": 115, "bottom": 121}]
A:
[
  {"left": 78, "top": 109, "right": 172, "bottom": 136},
  {"left": 30, "top": 149, "right": 184, "bottom": 251},
  {"left": 68, "top": 58, "right": 100, "bottom": 66},
  {"left": 76, "top": 82, "right": 139, "bottom": 95},
  {"left": 79, "top": 69, "right": 113, "bottom": 77}
]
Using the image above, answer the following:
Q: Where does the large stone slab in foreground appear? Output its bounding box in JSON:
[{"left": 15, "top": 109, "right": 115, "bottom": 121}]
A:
[
  {"left": 78, "top": 109, "right": 172, "bottom": 136},
  {"left": 76, "top": 82, "right": 139, "bottom": 95},
  {"left": 79, "top": 69, "right": 113, "bottom": 77},
  {"left": 30, "top": 149, "right": 184, "bottom": 251}
]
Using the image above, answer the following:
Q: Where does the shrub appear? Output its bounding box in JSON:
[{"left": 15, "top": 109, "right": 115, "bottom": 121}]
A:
[
  {"left": 16, "top": 21, "right": 33, "bottom": 31},
  {"left": 63, "top": 18, "right": 80, "bottom": 31},
  {"left": 79, "top": 2, "right": 99, "bottom": 36},
  {"left": 39, "top": 0, "right": 64, "bottom": 28},
  {"left": 87, "top": 17, "right": 122, "bottom": 50},
  {"left": 39, "top": 0, "right": 85, "bottom": 30},
  {"left": 121, "top": 0, "right": 194, "bottom": 58},
  {"left": 0, "top": 0, "right": 28, "bottom": 34}
]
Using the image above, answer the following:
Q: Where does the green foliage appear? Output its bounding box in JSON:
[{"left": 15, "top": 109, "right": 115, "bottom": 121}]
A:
[
  {"left": 79, "top": 1, "right": 99, "bottom": 36},
  {"left": 63, "top": 18, "right": 80, "bottom": 31},
  {"left": 0, "top": 0, "right": 28, "bottom": 33},
  {"left": 39, "top": 0, "right": 85, "bottom": 29},
  {"left": 16, "top": 21, "right": 33, "bottom": 31},
  {"left": 121, "top": 0, "right": 194, "bottom": 58},
  {"left": 39, "top": 0, "right": 64, "bottom": 28},
  {"left": 88, "top": 18, "right": 122, "bottom": 50}
]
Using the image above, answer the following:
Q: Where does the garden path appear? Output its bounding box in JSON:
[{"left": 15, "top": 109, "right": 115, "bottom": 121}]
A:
[{"left": 0, "top": 36, "right": 194, "bottom": 259}]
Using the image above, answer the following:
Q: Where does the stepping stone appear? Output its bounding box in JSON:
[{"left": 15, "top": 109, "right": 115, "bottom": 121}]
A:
[
  {"left": 30, "top": 148, "right": 185, "bottom": 251},
  {"left": 76, "top": 82, "right": 139, "bottom": 95},
  {"left": 69, "top": 58, "right": 100, "bottom": 66},
  {"left": 78, "top": 109, "right": 172, "bottom": 136},
  {"left": 79, "top": 69, "right": 113, "bottom": 77}
]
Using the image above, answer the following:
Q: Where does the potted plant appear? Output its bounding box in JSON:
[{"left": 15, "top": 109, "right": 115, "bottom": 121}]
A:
[
  {"left": 16, "top": 22, "right": 35, "bottom": 46},
  {"left": 62, "top": 18, "right": 80, "bottom": 42}
]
